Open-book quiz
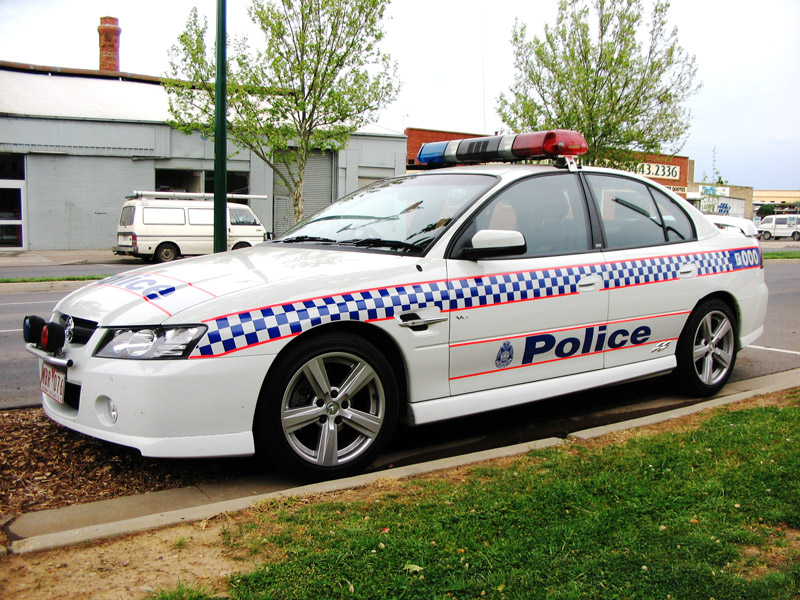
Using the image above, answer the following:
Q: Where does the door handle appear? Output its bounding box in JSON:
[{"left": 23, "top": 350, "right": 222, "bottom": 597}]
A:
[
  {"left": 398, "top": 316, "right": 447, "bottom": 329},
  {"left": 679, "top": 263, "right": 698, "bottom": 278},
  {"left": 577, "top": 275, "right": 602, "bottom": 292}
]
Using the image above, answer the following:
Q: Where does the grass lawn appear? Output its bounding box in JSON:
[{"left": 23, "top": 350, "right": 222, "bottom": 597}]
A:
[
  {"left": 764, "top": 252, "right": 800, "bottom": 260},
  {"left": 150, "top": 389, "right": 800, "bottom": 600},
  {"left": 0, "top": 275, "right": 108, "bottom": 283}
]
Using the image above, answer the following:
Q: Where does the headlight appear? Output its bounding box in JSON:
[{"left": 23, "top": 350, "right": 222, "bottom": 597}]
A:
[{"left": 93, "top": 325, "right": 207, "bottom": 360}]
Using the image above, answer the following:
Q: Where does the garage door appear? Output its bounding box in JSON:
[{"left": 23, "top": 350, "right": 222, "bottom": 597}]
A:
[{"left": 273, "top": 150, "right": 334, "bottom": 236}]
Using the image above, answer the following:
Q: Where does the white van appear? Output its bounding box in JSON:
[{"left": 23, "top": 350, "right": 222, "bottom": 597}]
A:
[
  {"left": 113, "top": 191, "right": 269, "bottom": 262},
  {"left": 756, "top": 214, "right": 800, "bottom": 241}
]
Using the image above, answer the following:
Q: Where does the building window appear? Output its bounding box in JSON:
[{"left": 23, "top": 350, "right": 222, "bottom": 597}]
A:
[
  {"left": 0, "top": 154, "right": 25, "bottom": 180},
  {"left": 155, "top": 169, "right": 203, "bottom": 193},
  {"left": 0, "top": 187, "right": 23, "bottom": 248},
  {"left": 204, "top": 171, "right": 250, "bottom": 197}
]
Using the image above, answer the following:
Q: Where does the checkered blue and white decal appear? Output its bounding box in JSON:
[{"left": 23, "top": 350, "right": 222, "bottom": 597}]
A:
[{"left": 191, "top": 247, "right": 760, "bottom": 358}]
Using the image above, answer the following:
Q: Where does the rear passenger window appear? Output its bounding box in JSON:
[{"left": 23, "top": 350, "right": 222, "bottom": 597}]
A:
[
  {"left": 650, "top": 189, "right": 694, "bottom": 242},
  {"left": 586, "top": 175, "right": 665, "bottom": 249},
  {"left": 142, "top": 207, "right": 185, "bottom": 225},
  {"left": 188, "top": 208, "right": 214, "bottom": 225}
]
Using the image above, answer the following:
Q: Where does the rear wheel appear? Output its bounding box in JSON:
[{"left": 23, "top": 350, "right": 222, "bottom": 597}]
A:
[
  {"left": 154, "top": 243, "right": 179, "bottom": 263},
  {"left": 673, "top": 299, "right": 737, "bottom": 397},
  {"left": 254, "top": 333, "right": 399, "bottom": 481},
  {"left": 232, "top": 242, "right": 250, "bottom": 250}
]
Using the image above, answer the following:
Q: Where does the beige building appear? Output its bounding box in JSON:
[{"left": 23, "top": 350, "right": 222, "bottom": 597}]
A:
[
  {"left": 686, "top": 160, "right": 754, "bottom": 218},
  {"left": 753, "top": 190, "right": 800, "bottom": 208}
]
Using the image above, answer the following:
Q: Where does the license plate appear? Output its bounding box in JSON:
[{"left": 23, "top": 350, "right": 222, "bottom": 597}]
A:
[
  {"left": 118, "top": 234, "right": 132, "bottom": 244},
  {"left": 41, "top": 362, "right": 66, "bottom": 404}
]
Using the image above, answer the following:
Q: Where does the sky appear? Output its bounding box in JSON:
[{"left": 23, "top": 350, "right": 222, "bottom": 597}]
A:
[{"left": 0, "top": 0, "right": 798, "bottom": 190}]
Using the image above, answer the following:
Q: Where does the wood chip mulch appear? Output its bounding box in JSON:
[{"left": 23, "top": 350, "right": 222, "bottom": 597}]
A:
[{"left": 0, "top": 407, "right": 258, "bottom": 520}]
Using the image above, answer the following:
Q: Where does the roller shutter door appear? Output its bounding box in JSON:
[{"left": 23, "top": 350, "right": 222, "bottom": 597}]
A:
[{"left": 273, "top": 150, "right": 333, "bottom": 236}]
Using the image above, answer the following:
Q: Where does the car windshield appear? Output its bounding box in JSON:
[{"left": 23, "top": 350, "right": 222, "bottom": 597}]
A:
[{"left": 278, "top": 173, "right": 497, "bottom": 255}]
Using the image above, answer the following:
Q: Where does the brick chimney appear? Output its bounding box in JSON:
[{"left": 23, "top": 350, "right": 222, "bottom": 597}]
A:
[{"left": 98, "top": 16, "right": 121, "bottom": 71}]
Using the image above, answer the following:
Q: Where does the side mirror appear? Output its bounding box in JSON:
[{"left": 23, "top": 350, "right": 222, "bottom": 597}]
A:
[{"left": 455, "top": 229, "right": 526, "bottom": 260}]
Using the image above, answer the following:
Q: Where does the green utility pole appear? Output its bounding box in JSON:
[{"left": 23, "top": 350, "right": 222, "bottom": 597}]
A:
[{"left": 213, "top": 0, "right": 227, "bottom": 253}]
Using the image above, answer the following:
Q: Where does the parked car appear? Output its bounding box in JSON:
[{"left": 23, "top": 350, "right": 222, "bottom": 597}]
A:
[
  {"left": 24, "top": 130, "right": 768, "bottom": 480},
  {"left": 756, "top": 214, "right": 800, "bottom": 241},
  {"left": 112, "top": 191, "right": 269, "bottom": 262},
  {"left": 706, "top": 214, "right": 760, "bottom": 239}
]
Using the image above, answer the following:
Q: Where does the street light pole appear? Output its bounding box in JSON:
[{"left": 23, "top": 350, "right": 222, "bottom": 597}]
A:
[{"left": 213, "top": 0, "right": 227, "bottom": 253}]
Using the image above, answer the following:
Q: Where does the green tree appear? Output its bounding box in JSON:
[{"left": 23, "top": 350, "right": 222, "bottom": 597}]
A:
[
  {"left": 756, "top": 204, "right": 775, "bottom": 218},
  {"left": 164, "top": 0, "right": 399, "bottom": 225},
  {"left": 497, "top": 0, "right": 700, "bottom": 165}
]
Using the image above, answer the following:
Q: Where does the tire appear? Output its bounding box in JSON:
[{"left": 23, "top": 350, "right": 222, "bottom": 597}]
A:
[
  {"left": 792, "top": 231, "right": 800, "bottom": 241},
  {"left": 154, "top": 243, "right": 179, "bottom": 263},
  {"left": 761, "top": 231, "right": 772, "bottom": 241},
  {"left": 673, "top": 299, "right": 738, "bottom": 397},
  {"left": 254, "top": 333, "right": 399, "bottom": 481},
  {"left": 232, "top": 242, "right": 250, "bottom": 250}
]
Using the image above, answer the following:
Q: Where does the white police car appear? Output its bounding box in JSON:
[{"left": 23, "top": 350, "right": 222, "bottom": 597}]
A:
[{"left": 24, "top": 130, "right": 768, "bottom": 480}]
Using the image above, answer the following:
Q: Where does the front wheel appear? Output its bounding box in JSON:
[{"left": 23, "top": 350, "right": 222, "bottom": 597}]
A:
[
  {"left": 254, "top": 333, "right": 399, "bottom": 481},
  {"left": 673, "top": 299, "right": 738, "bottom": 397},
  {"left": 792, "top": 231, "right": 800, "bottom": 241},
  {"left": 761, "top": 231, "right": 772, "bottom": 241}
]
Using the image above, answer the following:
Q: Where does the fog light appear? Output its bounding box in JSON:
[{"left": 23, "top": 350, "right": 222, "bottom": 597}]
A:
[
  {"left": 108, "top": 400, "right": 119, "bottom": 424},
  {"left": 96, "top": 396, "right": 119, "bottom": 426}
]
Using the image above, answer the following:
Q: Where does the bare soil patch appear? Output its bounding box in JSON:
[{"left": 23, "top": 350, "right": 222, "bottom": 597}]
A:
[{"left": 0, "top": 408, "right": 257, "bottom": 525}]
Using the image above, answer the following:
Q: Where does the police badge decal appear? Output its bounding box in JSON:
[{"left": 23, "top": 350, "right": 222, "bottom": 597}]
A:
[{"left": 495, "top": 341, "right": 514, "bottom": 369}]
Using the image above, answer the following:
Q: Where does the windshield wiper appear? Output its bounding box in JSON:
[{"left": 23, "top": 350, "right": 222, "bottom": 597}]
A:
[
  {"left": 339, "top": 238, "right": 420, "bottom": 252},
  {"left": 279, "top": 235, "right": 337, "bottom": 244}
]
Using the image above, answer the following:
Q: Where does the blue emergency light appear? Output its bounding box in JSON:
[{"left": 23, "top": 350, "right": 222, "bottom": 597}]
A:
[{"left": 416, "top": 130, "right": 588, "bottom": 165}]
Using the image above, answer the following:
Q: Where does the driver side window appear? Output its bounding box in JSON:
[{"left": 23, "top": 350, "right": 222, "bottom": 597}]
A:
[{"left": 460, "top": 173, "right": 591, "bottom": 259}]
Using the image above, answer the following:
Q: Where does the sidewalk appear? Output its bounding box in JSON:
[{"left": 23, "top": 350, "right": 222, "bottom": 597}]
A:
[
  {"left": 4, "top": 368, "right": 800, "bottom": 555},
  {"left": 0, "top": 250, "right": 140, "bottom": 293},
  {"left": 0, "top": 249, "right": 137, "bottom": 267}
]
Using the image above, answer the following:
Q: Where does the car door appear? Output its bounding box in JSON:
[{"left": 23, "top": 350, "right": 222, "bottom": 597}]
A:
[
  {"left": 227, "top": 205, "right": 266, "bottom": 249},
  {"left": 583, "top": 173, "right": 705, "bottom": 369},
  {"left": 446, "top": 173, "right": 608, "bottom": 396},
  {"left": 186, "top": 207, "right": 215, "bottom": 255}
]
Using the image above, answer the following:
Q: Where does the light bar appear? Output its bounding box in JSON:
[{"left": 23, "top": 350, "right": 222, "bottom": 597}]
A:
[{"left": 416, "top": 129, "right": 588, "bottom": 165}]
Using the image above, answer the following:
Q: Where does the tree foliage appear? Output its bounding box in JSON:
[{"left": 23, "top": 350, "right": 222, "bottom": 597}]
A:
[
  {"left": 164, "top": 0, "right": 399, "bottom": 224},
  {"left": 497, "top": 0, "right": 700, "bottom": 165},
  {"left": 756, "top": 204, "right": 775, "bottom": 218}
]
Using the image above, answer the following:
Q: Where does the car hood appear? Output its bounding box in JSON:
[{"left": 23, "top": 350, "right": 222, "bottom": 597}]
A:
[{"left": 56, "top": 245, "right": 424, "bottom": 327}]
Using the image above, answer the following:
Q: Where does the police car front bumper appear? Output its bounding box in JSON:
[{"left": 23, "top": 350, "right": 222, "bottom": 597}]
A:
[{"left": 40, "top": 353, "right": 273, "bottom": 458}]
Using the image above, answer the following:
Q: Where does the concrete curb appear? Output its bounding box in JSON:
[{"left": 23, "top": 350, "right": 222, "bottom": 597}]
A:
[
  {"left": 6, "top": 374, "right": 800, "bottom": 555},
  {"left": 568, "top": 369, "right": 800, "bottom": 440},
  {"left": 0, "top": 280, "right": 93, "bottom": 294},
  {"left": 8, "top": 437, "right": 564, "bottom": 554}
]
